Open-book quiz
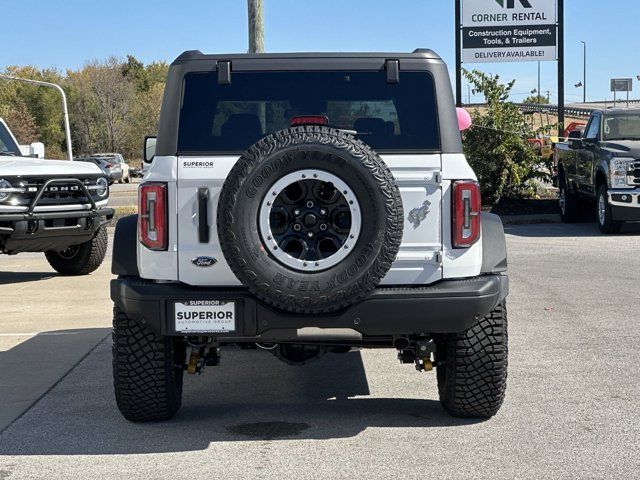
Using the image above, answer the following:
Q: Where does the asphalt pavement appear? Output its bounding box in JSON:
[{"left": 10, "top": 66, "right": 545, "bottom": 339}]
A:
[
  {"left": 0, "top": 222, "right": 639, "bottom": 479},
  {"left": 108, "top": 180, "right": 139, "bottom": 207}
]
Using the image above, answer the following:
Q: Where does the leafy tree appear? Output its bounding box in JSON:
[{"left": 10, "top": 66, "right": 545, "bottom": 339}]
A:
[
  {"left": 68, "top": 57, "right": 135, "bottom": 155},
  {"left": 145, "top": 61, "right": 169, "bottom": 86},
  {"left": 2, "top": 56, "right": 169, "bottom": 161},
  {"left": 4, "top": 99, "right": 38, "bottom": 144},
  {"left": 0, "top": 66, "right": 67, "bottom": 158},
  {"left": 122, "top": 55, "right": 150, "bottom": 92},
  {"left": 462, "top": 69, "right": 544, "bottom": 204},
  {"left": 522, "top": 94, "right": 549, "bottom": 104},
  {"left": 123, "top": 82, "right": 165, "bottom": 160}
]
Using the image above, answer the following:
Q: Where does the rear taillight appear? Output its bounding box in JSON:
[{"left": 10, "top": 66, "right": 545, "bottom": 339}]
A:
[
  {"left": 105, "top": 163, "right": 113, "bottom": 168},
  {"left": 452, "top": 180, "right": 481, "bottom": 248},
  {"left": 139, "top": 182, "right": 167, "bottom": 250}
]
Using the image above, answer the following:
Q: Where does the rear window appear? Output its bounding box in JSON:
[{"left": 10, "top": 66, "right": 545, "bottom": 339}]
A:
[{"left": 178, "top": 71, "right": 440, "bottom": 153}]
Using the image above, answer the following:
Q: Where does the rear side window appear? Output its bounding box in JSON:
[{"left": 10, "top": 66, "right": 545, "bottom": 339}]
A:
[{"left": 178, "top": 71, "right": 440, "bottom": 153}]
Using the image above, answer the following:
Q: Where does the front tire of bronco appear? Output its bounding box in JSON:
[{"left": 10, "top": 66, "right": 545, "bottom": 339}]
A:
[
  {"left": 436, "top": 302, "right": 508, "bottom": 419},
  {"left": 44, "top": 225, "right": 108, "bottom": 275},
  {"left": 112, "top": 306, "right": 184, "bottom": 422}
]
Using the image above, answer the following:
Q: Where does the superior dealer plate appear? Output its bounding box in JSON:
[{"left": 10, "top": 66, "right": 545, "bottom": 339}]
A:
[{"left": 174, "top": 300, "right": 236, "bottom": 333}]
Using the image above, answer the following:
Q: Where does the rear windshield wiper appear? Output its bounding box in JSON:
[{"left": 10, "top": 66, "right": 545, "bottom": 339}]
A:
[{"left": 0, "top": 152, "right": 16, "bottom": 156}]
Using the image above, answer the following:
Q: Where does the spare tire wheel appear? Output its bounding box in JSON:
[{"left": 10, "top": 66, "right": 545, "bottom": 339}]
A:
[{"left": 217, "top": 125, "right": 403, "bottom": 314}]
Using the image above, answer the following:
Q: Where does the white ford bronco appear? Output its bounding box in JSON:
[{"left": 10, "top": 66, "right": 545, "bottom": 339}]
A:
[
  {"left": 111, "top": 50, "right": 509, "bottom": 422},
  {"left": 0, "top": 118, "right": 112, "bottom": 274}
]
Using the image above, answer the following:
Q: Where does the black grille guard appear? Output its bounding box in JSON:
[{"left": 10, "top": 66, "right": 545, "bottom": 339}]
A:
[{"left": 26, "top": 177, "right": 99, "bottom": 215}]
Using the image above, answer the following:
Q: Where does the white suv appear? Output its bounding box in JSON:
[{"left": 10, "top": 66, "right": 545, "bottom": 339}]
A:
[
  {"left": 110, "top": 50, "right": 509, "bottom": 422},
  {"left": 0, "top": 118, "right": 113, "bottom": 274}
]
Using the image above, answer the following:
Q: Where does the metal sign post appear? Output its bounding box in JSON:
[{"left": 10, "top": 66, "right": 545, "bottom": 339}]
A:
[
  {"left": 455, "top": 0, "right": 463, "bottom": 106},
  {"left": 611, "top": 78, "right": 633, "bottom": 108}
]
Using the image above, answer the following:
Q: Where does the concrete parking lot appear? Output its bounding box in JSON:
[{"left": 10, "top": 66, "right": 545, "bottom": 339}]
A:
[{"left": 0, "top": 223, "right": 639, "bottom": 479}]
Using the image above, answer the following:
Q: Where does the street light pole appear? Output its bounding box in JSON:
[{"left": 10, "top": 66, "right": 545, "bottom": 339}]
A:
[
  {"left": 581, "top": 41, "right": 587, "bottom": 103},
  {"left": 0, "top": 74, "right": 73, "bottom": 161},
  {"left": 537, "top": 61, "right": 541, "bottom": 105}
]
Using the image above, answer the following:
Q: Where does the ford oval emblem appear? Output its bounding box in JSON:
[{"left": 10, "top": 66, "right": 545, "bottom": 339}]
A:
[{"left": 192, "top": 256, "right": 217, "bottom": 268}]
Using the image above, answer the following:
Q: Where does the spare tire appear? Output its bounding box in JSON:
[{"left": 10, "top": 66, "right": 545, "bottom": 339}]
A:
[{"left": 217, "top": 125, "right": 403, "bottom": 314}]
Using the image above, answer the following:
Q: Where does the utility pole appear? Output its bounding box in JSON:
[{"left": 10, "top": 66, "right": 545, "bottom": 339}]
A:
[
  {"left": 581, "top": 41, "right": 587, "bottom": 103},
  {"left": 247, "top": 0, "right": 264, "bottom": 54},
  {"left": 0, "top": 74, "right": 73, "bottom": 161}
]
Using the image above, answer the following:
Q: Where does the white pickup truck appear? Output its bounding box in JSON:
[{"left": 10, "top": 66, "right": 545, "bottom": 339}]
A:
[{"left": 0, "top": 118, "right": 113, "bottom": 274}]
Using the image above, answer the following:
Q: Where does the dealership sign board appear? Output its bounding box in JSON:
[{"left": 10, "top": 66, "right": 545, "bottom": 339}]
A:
[
  {"left": 461, "top": 0, "right": 558, "bottom": 63},
  {"left": 611, "top": 78, "right": 633, "bottom": 93}
]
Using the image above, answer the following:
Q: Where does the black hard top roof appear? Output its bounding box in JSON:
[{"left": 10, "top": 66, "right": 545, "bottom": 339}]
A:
[{"left": 172, "top": 49, "right": 442, "bottom": 65}]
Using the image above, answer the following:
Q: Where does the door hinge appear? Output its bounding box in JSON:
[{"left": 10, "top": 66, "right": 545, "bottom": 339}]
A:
[
  {"left": 385, "top": 59, "right": 400, "bottom": 84},
  {"left": 218, "top": 61, "right": 231, "bottom": 84}
]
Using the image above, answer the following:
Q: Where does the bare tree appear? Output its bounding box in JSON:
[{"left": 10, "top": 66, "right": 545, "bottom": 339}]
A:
[{"left": 89, "top": 57, "right": 135, "bottom": 152}]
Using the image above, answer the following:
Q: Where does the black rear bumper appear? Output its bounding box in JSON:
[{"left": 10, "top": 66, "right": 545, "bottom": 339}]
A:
[
  {"left": 110, "top": 274, "right": 509, "bottom": 342},
  {"left": 0, "top": 207, "right": 114, "bottom": 254}
]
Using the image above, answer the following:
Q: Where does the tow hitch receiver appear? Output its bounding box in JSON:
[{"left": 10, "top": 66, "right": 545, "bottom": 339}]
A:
[
  {"left": 185, "top": 339, "right": 220, "bottom": 374},
  {"left": 396, "top": 339, "right": 436, "bottom": 372}
]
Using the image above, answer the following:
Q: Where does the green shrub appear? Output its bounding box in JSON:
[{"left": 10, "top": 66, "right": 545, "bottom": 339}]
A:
[{"left": 462, "top": 70, "right": 548, "bottom": 205}]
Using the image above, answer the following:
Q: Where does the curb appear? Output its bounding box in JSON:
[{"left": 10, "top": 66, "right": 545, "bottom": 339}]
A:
[{"left": 499, "top": 213, "right": 561, "bottom": 225}]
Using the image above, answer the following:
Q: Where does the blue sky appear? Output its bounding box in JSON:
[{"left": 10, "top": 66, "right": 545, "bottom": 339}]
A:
[{"left": 1, "top": 0, "right": 638, "bottom": 103}]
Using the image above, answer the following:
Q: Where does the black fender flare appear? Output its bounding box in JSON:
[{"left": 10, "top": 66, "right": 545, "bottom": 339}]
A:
[
  {"left": 594, "top": 163, "right": 609, "bottom": 189},
  {"left": 111, "top": 214, "right": 139, "bottom": 277},
  {"left": 481, "top": 213, "right": 507, "bottom": 274}
]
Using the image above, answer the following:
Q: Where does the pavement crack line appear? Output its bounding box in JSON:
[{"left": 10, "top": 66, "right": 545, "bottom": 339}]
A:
[{"left": 0, "top": 332, "right": 111, "bottom": 436}]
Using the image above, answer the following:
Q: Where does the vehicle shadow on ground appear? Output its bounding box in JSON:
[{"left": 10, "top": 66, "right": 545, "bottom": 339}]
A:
[
  {"left": 504, "top": 221, "right": 640, "bottom": 238},
  {"left": 0, "top": 338, "right": 481, "bottom": 455},
  {"left": 0, "top": 271, "right": 57, "bottom": 285}
]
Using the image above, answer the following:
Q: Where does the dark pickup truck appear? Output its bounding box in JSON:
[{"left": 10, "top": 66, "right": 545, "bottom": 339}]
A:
[{"left": 555, "top": 108, "right": 640, "bottom": 233}]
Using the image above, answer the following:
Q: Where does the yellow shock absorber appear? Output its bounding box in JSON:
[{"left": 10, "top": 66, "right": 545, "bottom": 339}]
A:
[
  {"left": 187, "top": 350, "right": 200, "bottom": 374},
  {"left": 421, "top": 357, "right": 433, "bottom": 371}
]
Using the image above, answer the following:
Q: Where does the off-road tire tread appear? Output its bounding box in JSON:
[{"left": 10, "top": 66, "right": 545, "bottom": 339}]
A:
[
  {"left": 437, "top": 302, "right": 508, "bottom": 418},
  {"left": 112, "top": 306, "right": 183, "bottom": 422},
  {"left": 217, "top": 125, "right": 403, "bottom": 314},
  {"left": 45, "top": 226, "right": 108, "bottom": 275}
]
